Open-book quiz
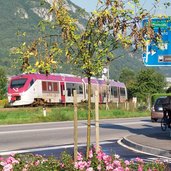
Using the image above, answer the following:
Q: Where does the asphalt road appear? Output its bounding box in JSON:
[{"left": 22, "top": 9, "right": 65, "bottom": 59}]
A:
[
  {"left": 1, "top": 117, "right": 171, "bottom": 168},
  {"left": 0, "top": 117, "right": 162, "bottom": 155}
]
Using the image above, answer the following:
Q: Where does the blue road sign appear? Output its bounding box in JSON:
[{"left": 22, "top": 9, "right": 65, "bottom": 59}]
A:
[{"left": 142, "top": 17, "right": 171, "bottom": 66}]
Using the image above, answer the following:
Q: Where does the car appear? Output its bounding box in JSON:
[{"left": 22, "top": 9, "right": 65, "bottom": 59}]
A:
[{"left": 151, "top": 97, "right": 166, "bottom": 122}]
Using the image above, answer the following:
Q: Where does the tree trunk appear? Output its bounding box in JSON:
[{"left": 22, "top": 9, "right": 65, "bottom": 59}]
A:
[{"left": 86, "top": 76, "right": 91, "bottom": 158}]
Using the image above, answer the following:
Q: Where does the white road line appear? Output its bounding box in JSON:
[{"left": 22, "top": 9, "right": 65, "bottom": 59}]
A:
[
  {"left": 0, "top": 125, "right": 94, "bottom": 134},
  {"left": 118, "top": 139, "right": 171, "bottom": 161},
  {"left": 0, "top": 121, "right": 149, "bottom": 134},
  {"left": 114, "top": 121, "right": 148, "bottom": 125},
  {"left": 0, "top": 141, "right": 114, "bottom": 156}
]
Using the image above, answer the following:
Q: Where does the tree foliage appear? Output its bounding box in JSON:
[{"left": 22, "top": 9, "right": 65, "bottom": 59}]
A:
[
  {"left": 0, "top": 68, "right": 7, "bottom": 100},
  {"left": 132, "top": 68, "right": 166, "bottom": 101},
  {"left": 119, "top": 68, "right": 136, "bottom": 99}
]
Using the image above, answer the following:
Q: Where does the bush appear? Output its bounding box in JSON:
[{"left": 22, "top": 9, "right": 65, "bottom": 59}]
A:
[{"left": 0, "top": 146, "right": 169, "bottom": 171}]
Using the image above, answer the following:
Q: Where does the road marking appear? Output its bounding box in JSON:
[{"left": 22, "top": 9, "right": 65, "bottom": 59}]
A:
[
  {"left": 0, "top": 125, "right": 94, "bottom": 134},
  {"left": 0, "top": 121, "right": 150, "bottom": 134},
  {"left": 0, "top": 141, "right": 114, "bottom": 156},
  {"left": 114, "top": 121, "right": 148, "bottom": 126},
  {"left": 131, "top": 157, "right": 171, "bottom": 164},
  {"left": 118, "top": 139, "right": 171, "bottom": 161}
]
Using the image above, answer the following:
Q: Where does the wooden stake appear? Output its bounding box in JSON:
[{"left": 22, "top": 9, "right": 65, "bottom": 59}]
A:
[
  {"left": 73, "top": 90, "right": 78, "bottom": 162},
  {"left": 95, "top": 90, "right": 100, "bottom": 153}
]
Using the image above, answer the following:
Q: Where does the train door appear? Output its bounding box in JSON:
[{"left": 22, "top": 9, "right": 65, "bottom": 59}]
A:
[{"left": 60, "top": 82, "right": 65, "bottom": 103}]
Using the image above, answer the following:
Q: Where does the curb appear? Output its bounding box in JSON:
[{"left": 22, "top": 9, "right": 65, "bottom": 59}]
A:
[{"left": 120, "top": 137, "right": 171, "bottom": 158}]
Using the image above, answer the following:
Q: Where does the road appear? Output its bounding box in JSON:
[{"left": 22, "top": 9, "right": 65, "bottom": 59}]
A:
[
  {"left": 0, "top": 117, "right": 161, "bottom": 155},
  {"left": 1, "top": 116, "right": 171, "bottom": 168}
]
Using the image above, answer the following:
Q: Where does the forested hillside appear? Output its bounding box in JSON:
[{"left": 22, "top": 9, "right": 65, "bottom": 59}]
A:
[{"left": 0, "top": 0, "right": 169, "bottom": 79}]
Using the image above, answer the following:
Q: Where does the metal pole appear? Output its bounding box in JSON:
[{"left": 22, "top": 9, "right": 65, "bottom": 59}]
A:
[
  {"left": 73, "top": 90, "right": 78, "bottom": 162},
  {"left": 95, "top": 90, "right": 100, "bottom": 153}
]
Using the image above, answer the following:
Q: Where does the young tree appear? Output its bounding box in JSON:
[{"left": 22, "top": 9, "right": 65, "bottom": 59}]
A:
[
  {"left": 13, "top": 0, "right": 170, "bottom": 157},
  {"left": 0, "top": 68, "right": 7, "bottom": 100}
]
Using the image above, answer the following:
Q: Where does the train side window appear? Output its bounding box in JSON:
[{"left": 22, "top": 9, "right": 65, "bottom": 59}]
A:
[
  {"left": 113, "top": 87, "right": 118, "bottom": 97},
  {"left": 111, "top": 87, "right": 114, "bottom": 95},
  {"left": 120, "top": 88, "right": 126, "bottom": 96},
  {"left": 48, "top": 82, "right": 52, "bottom": 91},
  {"left": 102, "top": 86, "right": 106, "bottom": 97},
  {"left": 53, "top": 82, "right": 58, "bottom": 92},
  {"left": 72, "top": 88, "right": 76, "bottom": 96},
  {"left": 67, "top": 88, "right": 71, "bottom": 96},
  {"left": 78, "top": 85, "right": 83, "bottom": 94},
  {"left": 42, "top": 81, "right": 47, "bottom": 91}
]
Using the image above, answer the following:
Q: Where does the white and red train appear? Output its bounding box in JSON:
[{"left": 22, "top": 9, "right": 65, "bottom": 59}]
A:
[{"left": 7, "top": 73, "right": 127, "bottom": 106}]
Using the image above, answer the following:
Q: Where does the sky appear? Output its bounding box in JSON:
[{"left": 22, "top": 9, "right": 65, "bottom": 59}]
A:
[
  {"left": 70, "top": 0, "right": 98, "bottom": 12},
  {"left": 70, "top": 0, "right": 171, "bottom": 15}
]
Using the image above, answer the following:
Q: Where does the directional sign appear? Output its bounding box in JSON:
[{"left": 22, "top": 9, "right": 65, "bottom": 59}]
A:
[{"left": 142, "top": 17, "right": 171, "bottom": 66}]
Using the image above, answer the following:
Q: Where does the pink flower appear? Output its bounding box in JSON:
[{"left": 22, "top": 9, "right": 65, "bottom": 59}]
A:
[
  {"left": 0, "top": 157, "right": 4, "bottom": 161},
  {"left": 86, "top": 167, "right": 94, "bottom": 171},
  {"left": 74, "top": 161, "right": 87, "bottom": 170},
  {"left": 34, "top": 160, "right": 40, "bottom": 166},
  {"left": 97, "top": 164, "right": 101, "bottom": 170},
  {"left": 138, "top": 165, "right": 143, "bottom": 171},
  {"left": 60, "top": 163, "right": 64, "bottom": 168},
  {"left": 113, "top": 167, "right": 124, "bottom": 171},
  {"left": 102, "top": 154, "right": 112, "bottom": 164},
  {"left": 3, "top": 163, "right": 13, "bottom": 171},
  {"left": 135, "top": 157, "right": 144, "bottom": 163},
  {"left": 113, "top": 160, "right": 121, "bottom": 167},
  {"left": 96, "top": 150, "right": 105, "bottom": 161},
  {"left": 106, "top": 164, "right": 113, "bottom": 170},
  {"left": 125, "top": 167, "right": 130, "bottom": 171},
  {"left": 77, "top": 152, "right": 83, "bottom": 161},
  {"left": 114, "top": 154, "right": 120, "bottom": 159},
  {"left": 87, "top": 160, "right": 91, "bottom": 168},
  {"left": 124, "top": 160, "right": 130, "bottom": 166},
  {"left": 6, "top": 156, "right": 19, "bottom": 164},
  {"left": 0, "top": 161, "right": 6, "bottom": 166},
  {"left": 89, "top": 149, "right": 93, "bottom": 158}
]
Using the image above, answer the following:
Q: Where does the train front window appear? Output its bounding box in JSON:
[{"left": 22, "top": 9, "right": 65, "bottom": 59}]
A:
[{"left": 11, "top": 78, "right": 27, "bottom": 88}]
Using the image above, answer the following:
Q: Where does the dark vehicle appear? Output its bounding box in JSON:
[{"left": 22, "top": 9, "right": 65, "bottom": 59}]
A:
[
  {"left": 161, "top": 96, "right": 171, "bottom": 130},
  {"left": 151, "top": 97, "right": 166, "bottom": 122}
]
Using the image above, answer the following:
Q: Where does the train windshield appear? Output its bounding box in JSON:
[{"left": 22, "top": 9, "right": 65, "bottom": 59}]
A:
[{"left": 10, "top": 78, "right": 27, "bottom": 88}]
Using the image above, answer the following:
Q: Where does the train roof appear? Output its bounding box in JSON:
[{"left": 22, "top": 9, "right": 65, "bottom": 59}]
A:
[
  {"left": 82, "top": 77, "right": 99, "bottom": 84},
  {"left": 9, "top": 73, "right": 126, "bottom": 87},
  {"left": 10, "top": 73, "right": 83, "bottom": 83},
  {"left": 110, "top": 80, "right": 126, "bottom": 87}
]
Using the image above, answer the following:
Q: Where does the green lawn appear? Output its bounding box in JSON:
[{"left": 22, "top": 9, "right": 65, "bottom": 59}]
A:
[{"left": 0, "top": 104, "right": 150, "bottom": 125}]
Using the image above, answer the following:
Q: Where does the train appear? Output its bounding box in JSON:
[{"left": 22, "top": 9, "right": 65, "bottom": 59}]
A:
[{"left": 7, "top": 73, "right": 127, "bottom": 106}]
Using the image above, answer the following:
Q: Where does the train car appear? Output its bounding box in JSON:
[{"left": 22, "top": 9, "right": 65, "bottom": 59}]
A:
[
  {"left": 109, "top": 80, "right": 127, "bottom": 103},
  {"left": 7, "top": 73, "right": 127, "bottom": 106},
  {"left": 7, "top": 73, "right": 84, "bottom": 106}
]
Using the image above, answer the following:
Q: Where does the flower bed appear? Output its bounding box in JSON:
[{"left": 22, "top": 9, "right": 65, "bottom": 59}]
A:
[{"left": 0, "top": 146, "right": 169, "bottom": 171}]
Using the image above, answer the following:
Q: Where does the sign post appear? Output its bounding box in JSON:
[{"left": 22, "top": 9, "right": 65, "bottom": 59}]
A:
[{"left": 142, "top": 17, "right": 171, "bottom": 66}]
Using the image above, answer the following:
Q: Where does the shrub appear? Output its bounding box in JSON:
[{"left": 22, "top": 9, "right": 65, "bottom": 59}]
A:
[{"left": 0, "top": 146, "right": 169, "bottom": 171}]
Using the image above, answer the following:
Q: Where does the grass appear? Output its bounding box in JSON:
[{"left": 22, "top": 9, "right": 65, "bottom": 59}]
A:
[{"left": 0, "top": 104, "right": 150, "bottom": 125}]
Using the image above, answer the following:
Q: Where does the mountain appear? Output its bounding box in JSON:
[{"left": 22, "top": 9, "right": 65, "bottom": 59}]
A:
[{"left": 0, "top": 0, "right": 169, "bottom": 79}]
